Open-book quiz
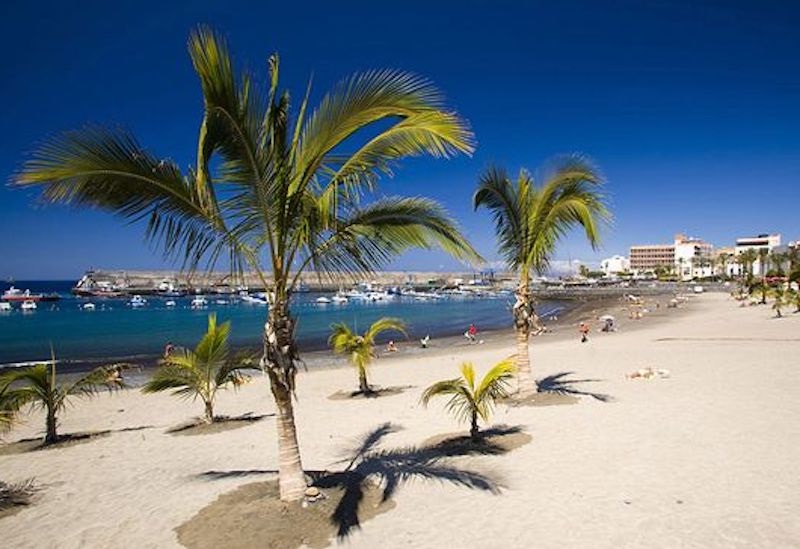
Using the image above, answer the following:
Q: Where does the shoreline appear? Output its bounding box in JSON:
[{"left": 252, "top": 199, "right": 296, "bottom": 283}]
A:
[{"left": 7, "top": 290, "right": 690, "bottom": 385}]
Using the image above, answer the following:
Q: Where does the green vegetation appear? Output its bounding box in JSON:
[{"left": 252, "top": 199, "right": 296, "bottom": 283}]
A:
[
  {"left": 329, "top": 318, "right": 406, "bottom": 395},
  {"left": 0, "top": 357, "right": 124, "bottom": 444},
  {"left": 473, "top": 158, "right": 609, "bottom": 396},
  {"left": 14, "top": 27, "right": 478, "bottom": 501},
  {"left": 421, "top": 359, "right": 515, "bottom": 441},
  {"left": 142, "top": 314, "right": 253, "bottom": 423}
]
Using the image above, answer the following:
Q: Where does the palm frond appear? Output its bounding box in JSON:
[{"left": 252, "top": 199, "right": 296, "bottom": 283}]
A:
[{"left": 363, "top": 318, "right": 407, "bottom": 344}]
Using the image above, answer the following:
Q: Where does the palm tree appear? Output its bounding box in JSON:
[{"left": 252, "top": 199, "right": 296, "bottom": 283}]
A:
[
  {"left": 770, "top": 285, "right": 787, "bottom": 318},
  {"left": 12, "top": 28, "right": 478, "bottom": 501},
  {"left": 757, "top": 248, "right": 770, "bottom": 278},
  {"left": 473, "top": 159, "right": 609, "bottom": 396},
  {"left": 769, "top": 251, "right": 787, "bottom": 275},
  {"left": 716, "top": 252, "right": 730, "bottom": 280},
  {"left": 421, "top": 359, "right": 515, "bottom": 442},
  {"left": 0, "top": 358, "right": 124, "bottom": 444},
  {"left": 142, "top": 314, "right": 252, "bottom": 423},
  {"left": 738, "top": 249, "right": 757, "bottom": 284},
  {"left": 329, "top": 317, "right": 406, "bottom": 395}
]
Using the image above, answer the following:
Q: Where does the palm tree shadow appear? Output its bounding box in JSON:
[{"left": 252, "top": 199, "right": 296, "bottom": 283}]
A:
[
  {"left": 537, "top": 372, "right": 613, "bottom": 402},
  {"left": 310, "top": 422, "right": 504, "bottom": 539}
]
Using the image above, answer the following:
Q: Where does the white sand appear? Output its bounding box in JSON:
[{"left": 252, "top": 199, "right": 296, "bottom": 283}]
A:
[{"left": 2, "top": 293, "right": 799, "bottom": 548}]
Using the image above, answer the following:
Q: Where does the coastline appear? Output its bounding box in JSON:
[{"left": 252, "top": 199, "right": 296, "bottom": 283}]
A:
[{"left": 6, "top": 290, "right": 685, "bottom": 381}]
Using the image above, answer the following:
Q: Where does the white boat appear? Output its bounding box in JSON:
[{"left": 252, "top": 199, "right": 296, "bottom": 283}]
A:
[
  {"left": 82, "top": 303, "right": 96, "bottom": 311},
  {"left": 331, "top": 293, "right": 349, "bottom": 304},
  {"left": 215, "top": 299, "right": 229, "bottom": 305},
  {"left": 129, "top": 295, "right": 147, "bottom": 307},
  {"left": 21, "top": 300, "right": 37, "bottom": 311},
  {"left": 191, "top": 296, "right": 208, "bottom": 309},
  {"left": 165, "top": 300, "right": 176, "bottom": 307},
  {"left": 693, "top": 285, "right": 704, "bottom": 294},
  {"left": 316, "top": 296, "right": 331, "bottom": 304},
  {"left": 0, "top": 302, "right": 11, "bottom": 312},
  {"left": 241, "top": 294, "right": 268, "bottom": 305}
]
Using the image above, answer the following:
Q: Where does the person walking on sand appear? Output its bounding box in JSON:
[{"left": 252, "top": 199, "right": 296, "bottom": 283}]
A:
[
  {"left": 579, "top": 322, "right": 590, "bottom": 343},
  {"left": 164, "top": 341, "right": 175, "bottom": 358},
  {"left": 465, "top": 323, "right": 478, "bottom": 344}
]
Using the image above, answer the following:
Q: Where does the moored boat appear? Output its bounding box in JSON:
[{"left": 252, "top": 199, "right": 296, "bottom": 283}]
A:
[{"left": 2, "top": 286, "right": 61, "bottom": 302}]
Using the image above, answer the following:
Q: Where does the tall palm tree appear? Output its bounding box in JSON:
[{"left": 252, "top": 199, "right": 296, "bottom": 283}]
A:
[
  {"left": 716, "top": 252, "right": 730, "bottom": 280},
  {"left": 329, "top": 317, "right": 406, "bottom": 395},
  {"left": 421, "top": 359, "right": 515, "bottom": 441},
  {"left": 12, "top": 28, "right": 479, "bottom": 501},
  {"left": 769, "top": 251, "right": 787, "bottom": 275},
  {"left": 142, "top": 314, "right": 252, "bottom": 423},
  {"left": 473, "top": 159, "right": 609, "bottom": 396},
  {"left": 0, "top": 358, "right": 124, "bottom": 444},
  {"left": 757, "top": 248, "right": 770, "bottom": 278},
  {"left": 738, "top": 249, "right": 757, "bottom": 283}
]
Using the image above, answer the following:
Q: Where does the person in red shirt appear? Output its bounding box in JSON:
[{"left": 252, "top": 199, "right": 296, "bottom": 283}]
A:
[{"left": 465, "top": 323, "right": 478, "bottom": 344}]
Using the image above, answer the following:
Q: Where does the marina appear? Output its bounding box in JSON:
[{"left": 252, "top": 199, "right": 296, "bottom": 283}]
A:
[{"left": 0, "top": 279, "right": 568, "bottom": 367}]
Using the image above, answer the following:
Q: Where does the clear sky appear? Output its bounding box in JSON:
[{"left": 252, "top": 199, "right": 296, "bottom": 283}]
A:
[{"left": 1, "top": 0, "right": 798, "bottom": 279}]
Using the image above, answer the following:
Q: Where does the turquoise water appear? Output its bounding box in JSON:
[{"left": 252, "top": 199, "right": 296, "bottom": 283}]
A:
[{"left": 0, "top": 281, "right": 567, "bottom": 366}]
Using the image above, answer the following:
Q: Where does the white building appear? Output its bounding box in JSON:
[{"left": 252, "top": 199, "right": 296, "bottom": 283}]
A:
[
  {"left": 600, "top": 255, "right": 630, "bottom": 276},
  {"left": 733, "top": 233, "right": 781, "bottom": 276}
]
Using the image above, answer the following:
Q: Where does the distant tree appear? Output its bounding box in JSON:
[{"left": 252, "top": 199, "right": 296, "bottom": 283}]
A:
[
  {"left": 421, "top": 360, "right": 515, "bottom": 441},
  {"left": 142, "top": 314, "right": 253, "bottom": 423},
  {"left": 578, "top": 265, "right": 590, "bottom": 278},
  {"left": 474, "top": 158, "right": 609, "bottom": 396},
  {"left": 770, "top": 286, "right": 787, "bottom": 318},
  {"left": 0, "top": 358, "right": 124, "bottom": 444},
  {"left": 738, "top": 249, "right": 758, "bottom": 284},
  {"left": 329, "top": 317, "right": 407, "bottom": 395}
]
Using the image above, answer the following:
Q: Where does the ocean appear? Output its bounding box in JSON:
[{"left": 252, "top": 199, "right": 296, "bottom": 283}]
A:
[{"left": 0, "top": 281, "right": 568, "bottom": 368}]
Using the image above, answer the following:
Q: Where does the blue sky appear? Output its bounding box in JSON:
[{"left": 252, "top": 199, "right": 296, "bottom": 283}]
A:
[{"left": 1, "top": 0, "right": 798, "bottom": 279}]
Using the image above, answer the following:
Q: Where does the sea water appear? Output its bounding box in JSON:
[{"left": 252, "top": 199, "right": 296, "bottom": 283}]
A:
[{"left": 0, "top": 281, "right": 567, "bottom": 367}]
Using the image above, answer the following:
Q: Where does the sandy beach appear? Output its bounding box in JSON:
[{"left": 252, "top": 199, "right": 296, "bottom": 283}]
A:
[{"left": 2, "top": 291, "right": 799, "bottom": 548}]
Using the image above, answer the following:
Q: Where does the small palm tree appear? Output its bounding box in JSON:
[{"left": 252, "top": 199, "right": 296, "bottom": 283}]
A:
[
  {"left": 329, "top": 317, "right": 406, "bottom": 395},
  {"left": 474, "top": 158, "right": 609, "bottom": 396},
  {"left": 142, "top": 314, "right": 252, "bottom": 423},
  {"left": 421, "top": 360, "right": 515, "bottom": 442},
  {"left": 770, "top": 286, "right": 787, "bottom": 318},
  {"left": 0, "top": 357, "right": 124, "bottom": 444}
]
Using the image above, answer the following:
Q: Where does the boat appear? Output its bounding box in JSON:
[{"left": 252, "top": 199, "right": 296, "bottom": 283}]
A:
[
  {"left": 2, "top": 286, "right": 61, "bottom": 302},
  {"left": 165, "top": 300, "right": 177, "bottom": 307},
  {"left": 82, "top": 303, "right": 96, "bottom": 311},
  {"left": 215, "top": 299, "right": 229, "bottom": 305},
  {"left": 240, "top": 294, "right": 268, "bottom": 305},
  {"left": 21, "top": 300, "right": 37, "bottom": 311},
  {"left": 316, "top": 296, "right": 332, "bottom": 304},
  {"left": 331, "top": 293, "right": 349, "bottom": 304},
  {"left": 0, "top": 302, "right": 11, "bottom": 312},
  {"left": 129, "top": 295, "right": 147, "bottom": 308},
  {"left": 190, "top": 296, "right": 208, "bottom": 309}
]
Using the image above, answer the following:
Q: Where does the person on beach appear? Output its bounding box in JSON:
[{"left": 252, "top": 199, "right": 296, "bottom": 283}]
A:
[
  {"left": 465, "top": 323, "right": 477, "bottom": 344},
  {"left": 579, "top": 322, "right": 590, "bottom": 343},
  {"left": 420, "top": 334, "right": 430, "bottom": 348},
  {"left": 164, "top": 341, "right": 174, "bottom": 358},
  {"left": 386, "top": 340, "right": 398, "bottom": 353}
]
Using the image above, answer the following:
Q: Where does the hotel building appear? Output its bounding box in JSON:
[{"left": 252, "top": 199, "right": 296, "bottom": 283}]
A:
[{"left": 630, "top": 234, "right": 713, "bottom": 279}]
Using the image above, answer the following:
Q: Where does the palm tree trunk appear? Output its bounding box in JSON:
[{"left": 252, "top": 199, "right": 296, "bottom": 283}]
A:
[
  {"left": 203, "top": 400, "right": 214, "bottom": 423},
  {"left": 262, "top": 298, "right": 306, "bottom": 502},
  {"left": 358, "top": 367, "right": 369, "bottom": 394},
  {"left": 470, "top": 411, "right": 479, "bottom": 442},
  {"left": 513, "top": 279, "right": 537, "bottom": 397},
  {"left": 45, "top": 408, "right": 57, "bottom": 444}
]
